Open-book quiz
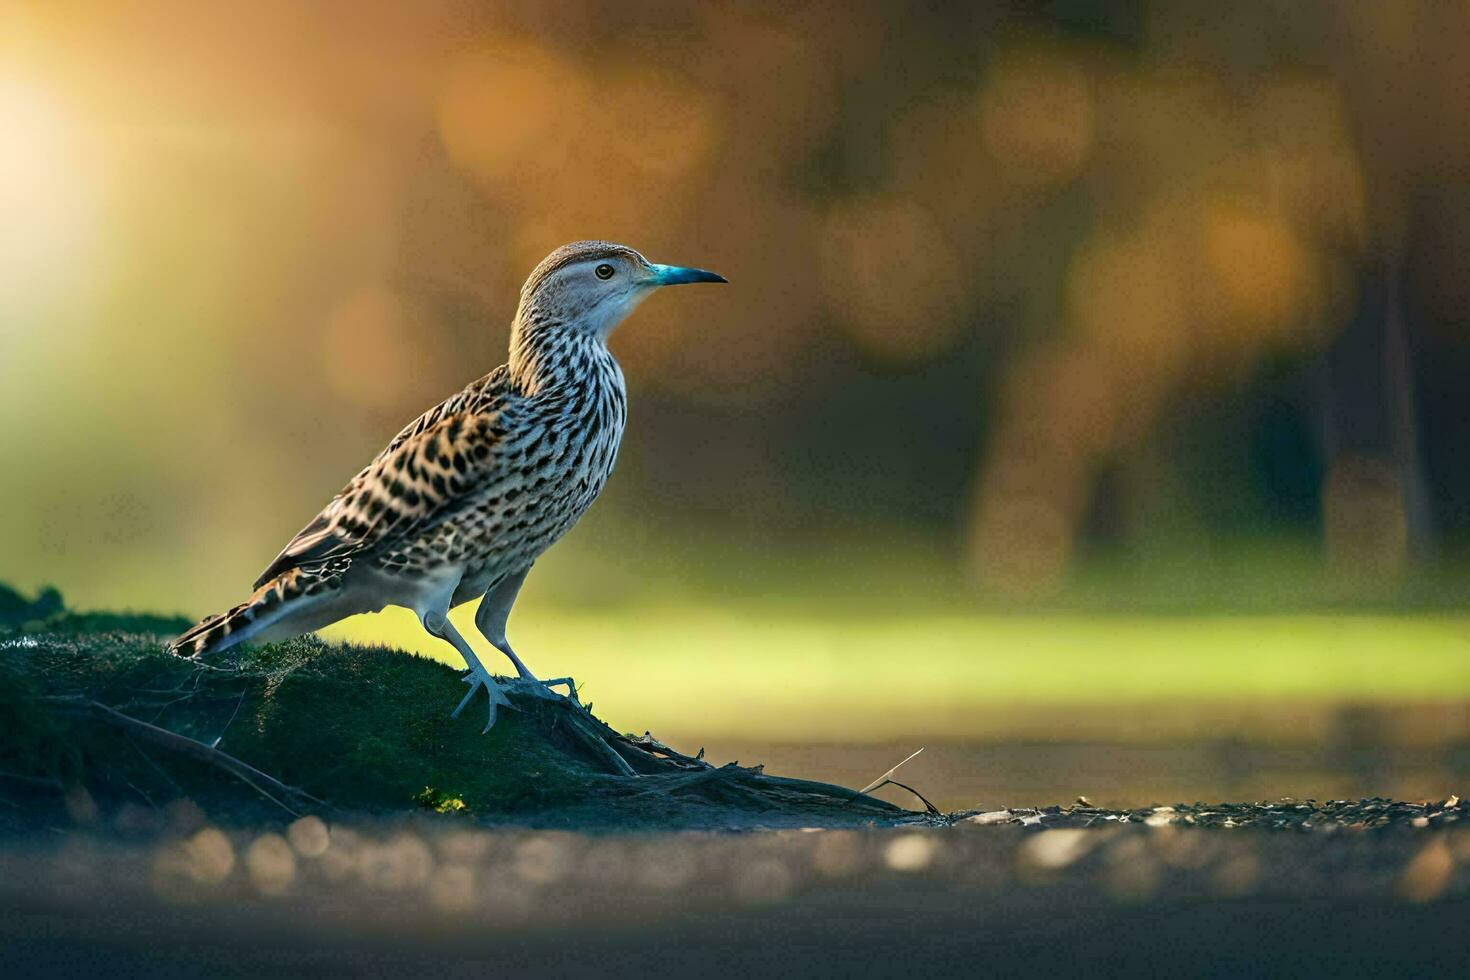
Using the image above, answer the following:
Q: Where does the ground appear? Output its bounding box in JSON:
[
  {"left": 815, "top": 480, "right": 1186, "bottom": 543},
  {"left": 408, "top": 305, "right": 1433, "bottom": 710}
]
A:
[{"left": 3, "top": 806, "right": 1469, "bottom": 976}]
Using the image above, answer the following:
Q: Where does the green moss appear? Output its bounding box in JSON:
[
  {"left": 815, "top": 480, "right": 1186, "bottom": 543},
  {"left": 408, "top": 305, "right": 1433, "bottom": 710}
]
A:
[
  {"left": 414, "top": 787, "right": 468, "bottom": 813},
  {"left": 217, "top": 636, "right": 600, "bottom": 811},
  {"left": 0, "top": 628, "right": 607, "bottom": 826}
]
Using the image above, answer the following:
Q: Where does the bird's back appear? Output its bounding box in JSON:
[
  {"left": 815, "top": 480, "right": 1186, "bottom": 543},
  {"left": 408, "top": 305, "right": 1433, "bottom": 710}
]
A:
[
  {"left": 169, "top": 352, "right": 626, "bottom": 657},
  {"left": 252, "top": 365, "right": 517, "bottom": 588},
  {"left": 261, "top": 346, "right": 626, "bottom": 594}
]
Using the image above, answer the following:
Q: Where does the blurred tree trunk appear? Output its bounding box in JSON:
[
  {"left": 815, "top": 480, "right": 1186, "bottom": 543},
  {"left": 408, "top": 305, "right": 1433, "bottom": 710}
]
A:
[
  {"left": 1320, "top": 4, "right": 1443, "bottom": 588},
  {"left": 1318, "top": 259, "right": 1431, "bottom": 587}
]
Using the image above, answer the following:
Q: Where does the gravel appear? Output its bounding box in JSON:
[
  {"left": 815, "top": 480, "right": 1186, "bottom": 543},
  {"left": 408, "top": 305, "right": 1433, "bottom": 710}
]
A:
[
  {"left": 3, "top": 796, "right": 1469, "bottom": 976},
  {"left": 953, "top": 794, "right": 1468, "bottom": 831}
]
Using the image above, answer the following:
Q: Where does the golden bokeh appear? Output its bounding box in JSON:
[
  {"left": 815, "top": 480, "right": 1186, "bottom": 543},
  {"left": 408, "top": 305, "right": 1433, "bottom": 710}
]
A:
[
  {"left": 437, "top": 40, "right": 585, "bottom": 183},
  {"left": 0, "top": 1, "right": 1462, "bottom": 611},
  {"left": 820, "top": 195, "right": 967, "bottom": 364},
  {"left": 320, "top": 285, "right": 439, "bottom": 411},
  {"left": 980, "top": 44, "right": 1096, "bottom": 189}
]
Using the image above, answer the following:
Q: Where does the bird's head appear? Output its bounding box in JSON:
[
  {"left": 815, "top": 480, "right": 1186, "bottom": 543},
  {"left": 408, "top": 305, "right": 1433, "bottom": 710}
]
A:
[{"left": 514, "top": 240, "right": 726, "bottom": 339}]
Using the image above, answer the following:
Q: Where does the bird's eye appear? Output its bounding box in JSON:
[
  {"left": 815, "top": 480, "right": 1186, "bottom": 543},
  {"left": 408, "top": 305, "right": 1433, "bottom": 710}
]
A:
[{"left": 594, "top": 263, "right": 615, "bottom": 280}]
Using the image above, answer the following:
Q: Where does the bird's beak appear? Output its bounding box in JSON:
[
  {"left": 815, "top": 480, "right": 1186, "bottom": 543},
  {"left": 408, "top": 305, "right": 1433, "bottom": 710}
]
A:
[{"left": 647, "top": 263, "right": 728, "bottom": 286}]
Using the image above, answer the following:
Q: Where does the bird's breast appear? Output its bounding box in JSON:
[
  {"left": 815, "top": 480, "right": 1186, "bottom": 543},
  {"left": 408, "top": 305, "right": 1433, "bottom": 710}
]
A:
[{"left": 455, "top": 374, "right": 625, "bottom": 570}]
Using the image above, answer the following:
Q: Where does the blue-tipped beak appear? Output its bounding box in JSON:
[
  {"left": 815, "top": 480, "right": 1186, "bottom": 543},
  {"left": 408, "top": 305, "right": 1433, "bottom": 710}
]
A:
[{"left": 648, "top": 263, "right": 727, "bottom": 286}]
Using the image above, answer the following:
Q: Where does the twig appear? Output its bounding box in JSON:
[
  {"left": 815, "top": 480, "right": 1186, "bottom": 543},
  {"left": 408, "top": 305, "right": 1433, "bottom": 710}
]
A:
[
  {"left": 168, "top": 654, "right": 237, "bottom": 674},
  {"left": 115, "top": 742, "right": 160, "bottom": 808},
  {"left": 516, "top": 691, "right": 639, "bottom": 778},
  {"left": 562, "top": 707, "right": 638, "bottom": 778},
  {"left": 57, "top": 699, "right": 324, "bottom": 816},
  {"left": 845, "top": 777, "right": 942, "bottom": 817},
  {"left": 858, "top": 747, "right": 925, "bottom": 795},
  {"left": 211, "top": 691, "right": 248, "bottom": 749},
  {"left": 631, "top": 763, "right": 744, "bottom": 798},
  {"left": 126, "top": 734, "right": 184, "bottom": 799},
  {"left": 882, "top": 779, "right": 943, "bottom": 817},
  {"left": 619, "top": 732, "right": 712, "bottom": 769},
  {"left": 0, "top": 770, "right": 63, "bottom": 789}
]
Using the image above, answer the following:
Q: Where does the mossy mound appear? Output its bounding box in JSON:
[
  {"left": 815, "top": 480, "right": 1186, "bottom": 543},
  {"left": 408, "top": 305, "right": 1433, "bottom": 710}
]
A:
[{"left": 0, "top": 592, "right": 911, "bottom": 831}]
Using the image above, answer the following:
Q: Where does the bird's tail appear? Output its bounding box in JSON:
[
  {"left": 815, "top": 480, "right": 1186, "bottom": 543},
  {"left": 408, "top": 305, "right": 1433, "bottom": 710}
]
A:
[{"left": 167, "top": 568, "right": 325, "bottom": 659}]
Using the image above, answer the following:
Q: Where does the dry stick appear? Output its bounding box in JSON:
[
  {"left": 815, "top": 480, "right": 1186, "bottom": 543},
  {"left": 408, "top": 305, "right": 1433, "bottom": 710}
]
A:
[
  {"left": 603, "top": 734, "right": 689, "bottom": 775},
  {"left": 621, "top": 732, "right": 711, "bottom": 769},
  {"left": 631, "top": 763, "right": 743, "bottom": 798},
  {"left": 586, "top": 720, "right": 695, "bottom": 776},
  {"left": 565, "top": 703, "right": 717, "bottom": 780},
  {"left": 560, "top": 700, "right": 912, "bottom": 812},
  {"left": 538, "top": 696, "right": 639, "bottom": 778},
  {"left": 875, "top": 779, "right": 942, "bottom": 817},
  {"left": 858, "top": 747, "right": 925, "bottom": 795},
  {"left": 576, "top": 725, "right": 639, "bottom": 777},
  {"left": 522, "top": 689, "right": 916, "bottom": 813},
  {"left": 68, "top": 699, "right": 324, "bottom": 816},
  {"left": 125, "top": 732, "right": 187, "bottom": 800}
]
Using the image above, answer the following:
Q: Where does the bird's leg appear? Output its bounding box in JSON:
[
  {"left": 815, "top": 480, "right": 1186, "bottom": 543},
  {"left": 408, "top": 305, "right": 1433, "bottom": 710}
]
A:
[
  {"left": 421, "top": 609, "right": 514, "bottom": 733},
  {"left": 475, "top": 568, "right": 578, "bottom": 702}
]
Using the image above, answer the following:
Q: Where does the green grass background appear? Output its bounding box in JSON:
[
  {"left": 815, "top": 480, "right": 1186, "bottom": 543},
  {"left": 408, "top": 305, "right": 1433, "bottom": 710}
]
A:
[{"left": 322, "top": 604, "right": 1470, "bottom": 742}]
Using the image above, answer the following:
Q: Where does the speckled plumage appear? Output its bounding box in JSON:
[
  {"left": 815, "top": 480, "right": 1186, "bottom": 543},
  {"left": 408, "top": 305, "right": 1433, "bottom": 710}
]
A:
[{"left": 168, "top": 243, "right": 721, "bottom": 692}]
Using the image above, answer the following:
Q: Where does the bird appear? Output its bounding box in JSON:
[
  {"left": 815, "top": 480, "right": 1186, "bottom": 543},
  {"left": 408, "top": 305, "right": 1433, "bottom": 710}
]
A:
[{"left": 168, "top": 241, "right": 725, "bottom": 730}]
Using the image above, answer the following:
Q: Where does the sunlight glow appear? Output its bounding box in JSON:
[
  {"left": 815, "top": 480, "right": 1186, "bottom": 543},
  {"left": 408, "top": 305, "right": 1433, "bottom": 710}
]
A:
[{"left": 0, "top": 71, "right": 98, "bottom": 316}]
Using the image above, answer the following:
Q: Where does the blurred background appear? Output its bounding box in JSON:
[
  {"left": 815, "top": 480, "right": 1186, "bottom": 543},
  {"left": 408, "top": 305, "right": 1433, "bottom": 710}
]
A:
[{"left": 4, "top": 1, "right": 1470, "bottom": 807}]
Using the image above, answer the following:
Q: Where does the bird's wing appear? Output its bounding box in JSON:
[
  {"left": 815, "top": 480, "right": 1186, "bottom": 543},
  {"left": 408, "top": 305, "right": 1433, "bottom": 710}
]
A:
[{"left": 253, "top": 366, "right": 520, "bottom": 588}]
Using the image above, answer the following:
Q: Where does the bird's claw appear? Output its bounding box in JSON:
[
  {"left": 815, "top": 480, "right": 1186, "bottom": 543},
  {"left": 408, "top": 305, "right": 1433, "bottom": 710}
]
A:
[
  {"left": 451, "top": 670, "right": 580, "bottom": 732},
  {"left": 452, "top": 668, "right": 517, "bottom": 733}
]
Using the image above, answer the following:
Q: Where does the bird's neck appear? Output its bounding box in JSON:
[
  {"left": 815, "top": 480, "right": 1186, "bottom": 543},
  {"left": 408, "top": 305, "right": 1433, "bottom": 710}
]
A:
[{"left": 508, "top": 311, "right": 617, "bottom": 397}]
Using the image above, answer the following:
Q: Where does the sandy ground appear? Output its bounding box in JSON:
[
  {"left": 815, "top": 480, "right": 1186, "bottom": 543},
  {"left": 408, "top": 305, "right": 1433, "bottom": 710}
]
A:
[{"left": 3, "top": 800, "right": 1468, "bottom": 977}]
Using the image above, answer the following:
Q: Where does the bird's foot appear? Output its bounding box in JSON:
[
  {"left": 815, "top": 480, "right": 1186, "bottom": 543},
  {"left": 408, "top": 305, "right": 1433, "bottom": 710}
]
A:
[{"left": 452, "top": 666, "right": 517, "bottom": 734}]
